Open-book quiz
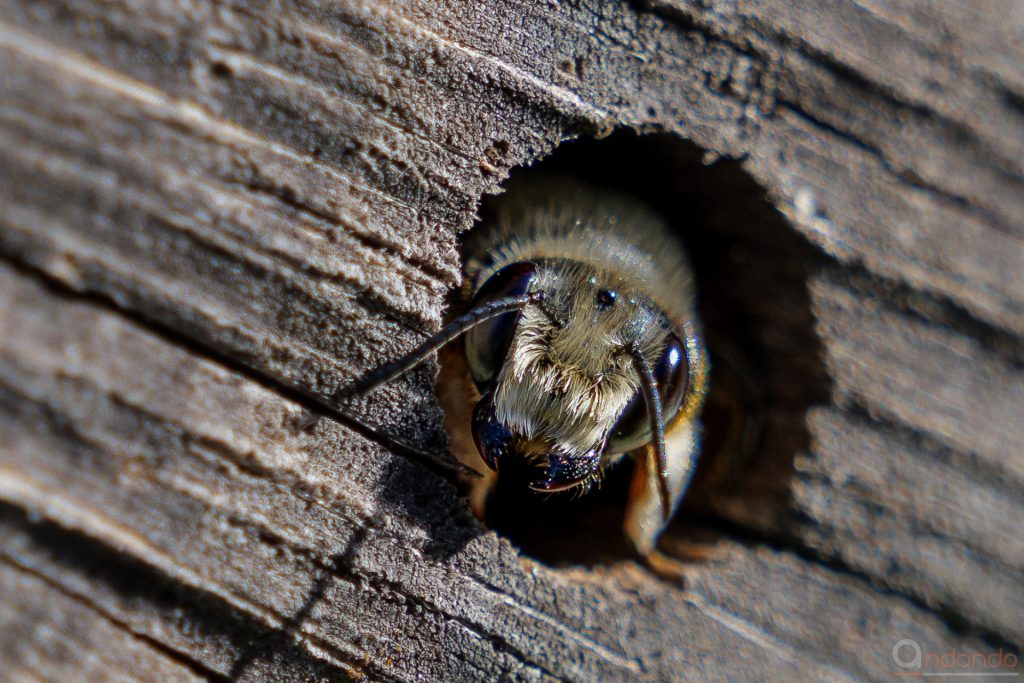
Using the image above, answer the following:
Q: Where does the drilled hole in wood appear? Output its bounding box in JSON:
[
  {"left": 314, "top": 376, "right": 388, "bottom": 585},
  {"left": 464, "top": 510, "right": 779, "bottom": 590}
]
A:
[{"left": 467, "top": 131, "right": 832, "bottom": 566}]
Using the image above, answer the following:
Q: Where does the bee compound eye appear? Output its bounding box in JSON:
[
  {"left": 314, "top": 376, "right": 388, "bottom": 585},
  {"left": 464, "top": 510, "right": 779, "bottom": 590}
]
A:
[
  {"left": 606, "top": 334, "right": 689, "bottom": 454},
  {"left": 465, "top": 262, "right": 538, "bottom": 390},
  {"left": 656, "top": 334, "right": 689, "bottom": 419},
  {"left": 606, "top": 391, "right": 647, "bottom": 454},
  {"left": 471, "top": 392, "right": 513, "bottom": 471}
]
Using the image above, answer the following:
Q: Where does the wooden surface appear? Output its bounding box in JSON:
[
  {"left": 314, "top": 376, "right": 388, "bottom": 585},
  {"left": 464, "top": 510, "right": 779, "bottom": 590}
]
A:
[{"left": 0, "top": 0, "right": 1021, "bottom": 680}]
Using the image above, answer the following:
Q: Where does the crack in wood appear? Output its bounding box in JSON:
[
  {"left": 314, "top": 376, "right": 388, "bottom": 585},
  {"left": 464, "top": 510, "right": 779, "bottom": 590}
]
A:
[{"left": 0, "top": 554, "right": 231, "bottom": 683}]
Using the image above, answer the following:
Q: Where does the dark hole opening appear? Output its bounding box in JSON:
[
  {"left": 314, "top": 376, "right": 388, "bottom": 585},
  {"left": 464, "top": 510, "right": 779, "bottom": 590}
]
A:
[{"left": 468, "top": 131, "right": 831, "bottom": 567}]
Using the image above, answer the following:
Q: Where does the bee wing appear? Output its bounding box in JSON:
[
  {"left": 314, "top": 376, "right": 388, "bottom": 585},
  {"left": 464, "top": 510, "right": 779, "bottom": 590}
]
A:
[{"left": 624, "top": 413, "right": 700, "bottom": 557}]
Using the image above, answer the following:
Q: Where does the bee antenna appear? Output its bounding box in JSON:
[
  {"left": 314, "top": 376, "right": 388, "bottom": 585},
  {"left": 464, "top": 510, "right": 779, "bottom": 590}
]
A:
[
  {"left": 334, "top": 291, "right": 544, "bottom": 401},
  {"left": 632, "top": 347, "right": 672, "bottom": 522}
]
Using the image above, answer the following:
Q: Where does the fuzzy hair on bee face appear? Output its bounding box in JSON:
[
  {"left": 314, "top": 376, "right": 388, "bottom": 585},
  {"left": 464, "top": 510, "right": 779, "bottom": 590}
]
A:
[{"left": 492, "top": 260, "right": 671, "bottom": 461}]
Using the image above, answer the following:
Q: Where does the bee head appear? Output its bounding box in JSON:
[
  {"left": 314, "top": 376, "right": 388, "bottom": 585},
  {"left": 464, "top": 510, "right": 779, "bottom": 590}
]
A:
[{"left": 465, "top": 260, "right": 690, "bottom": 493}]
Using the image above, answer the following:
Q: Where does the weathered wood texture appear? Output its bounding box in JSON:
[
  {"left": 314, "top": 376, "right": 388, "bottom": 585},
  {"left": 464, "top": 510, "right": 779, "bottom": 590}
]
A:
[{"left": 0, "top": 0, "right": 1021, "bottom": 681}]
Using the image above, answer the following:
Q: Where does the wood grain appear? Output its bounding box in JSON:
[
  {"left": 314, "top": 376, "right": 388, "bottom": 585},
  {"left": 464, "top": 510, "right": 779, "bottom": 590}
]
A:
[{"left": 0, "top": 0, "right": 1021, "bottom": 680}]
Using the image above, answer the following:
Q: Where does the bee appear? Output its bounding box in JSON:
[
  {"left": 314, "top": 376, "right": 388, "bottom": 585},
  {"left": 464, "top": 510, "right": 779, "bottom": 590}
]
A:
[{"left": 343, "top": 175, "right": 709, "bottom": 568}]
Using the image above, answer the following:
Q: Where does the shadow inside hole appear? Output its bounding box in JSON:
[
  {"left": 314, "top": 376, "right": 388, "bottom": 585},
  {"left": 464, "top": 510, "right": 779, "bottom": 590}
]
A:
[{"left": 476, "top": 131, "right": 832, "bottom": 566}]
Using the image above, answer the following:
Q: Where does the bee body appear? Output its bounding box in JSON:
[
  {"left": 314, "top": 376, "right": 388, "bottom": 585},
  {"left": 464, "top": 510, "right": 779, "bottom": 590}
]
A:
[
  {"left": 445, "top": 176, "right": 709, "bottom": 557},
  {"left": 342, "top": 175, "right": 708, "bottom": 565}
]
